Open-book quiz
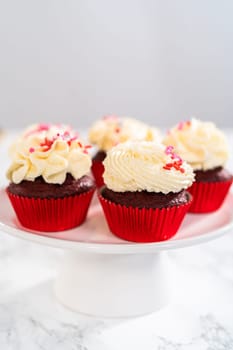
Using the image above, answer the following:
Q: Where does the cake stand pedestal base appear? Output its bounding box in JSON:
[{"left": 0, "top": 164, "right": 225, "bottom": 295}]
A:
[{"left": 54, "top": 251, "right": 172, "bottom": 318}]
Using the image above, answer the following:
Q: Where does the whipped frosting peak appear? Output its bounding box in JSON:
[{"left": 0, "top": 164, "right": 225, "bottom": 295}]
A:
[
  {"left": 163, "top": 118, "right": 229, "bottom": 171},
  {"left": 103, "top": 141, "right": 194, "bottom": 193},
  {"left": 7, "top": 123, "right": 92, "bottom": 184},
  {"left": 88, "top": 116, "right": 160, "bottom": 152}
]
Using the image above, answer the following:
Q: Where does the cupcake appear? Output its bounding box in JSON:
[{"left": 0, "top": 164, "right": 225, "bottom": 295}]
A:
[
  {"left": 98, "top": 141, "right": 194, "bottom": 242},
  {"left": 88, "top": 115, "right": 160, "bottom": 187},
  {"left": 6, "top": 123, "right": 95, "bottom": 231},
  {"left": 163, "top": 119, "right": 233, "bottom": 213}
]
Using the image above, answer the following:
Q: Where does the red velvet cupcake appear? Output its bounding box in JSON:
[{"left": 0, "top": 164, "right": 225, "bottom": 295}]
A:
[
  {"left": 6, "top": 123, "right": 95, "bottom": 231},
  {"left": 98, "top": 141, "right": 194, "bottom": 243},
  {"left": 88, "top": 115, "right": 160, "bottom": 187},
  {"left": 163, "top": 119, "right": 233, "bottom": 213}
]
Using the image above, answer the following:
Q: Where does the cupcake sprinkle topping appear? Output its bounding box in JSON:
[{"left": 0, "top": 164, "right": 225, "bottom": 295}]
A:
[
  {"left": 163, "top": 145, "right": 185, "bottom": 173},
  {"left": 23, "top": 124, "right": 92, "bottom": 155},
  {"left": 7, "top": 124, "right": 92, "bottom": 185}
]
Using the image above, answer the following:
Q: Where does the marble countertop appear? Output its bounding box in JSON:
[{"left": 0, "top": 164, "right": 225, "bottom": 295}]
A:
[{"left": 0, "top": 130, "right": 233, "bottom": 350}]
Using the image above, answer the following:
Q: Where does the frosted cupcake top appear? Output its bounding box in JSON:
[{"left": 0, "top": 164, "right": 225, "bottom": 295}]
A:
[
  {"left": 103, "top": 141, "right": 194, "bottom": 194},
  {"left": 7, "top": 124, "right": 92, "bottom": 184},
  {"left": 88, "top": 115, "right": 160, "bottom": 152},
  {"left": 163, "top": 119, "right": 229, "bottom": 171}
]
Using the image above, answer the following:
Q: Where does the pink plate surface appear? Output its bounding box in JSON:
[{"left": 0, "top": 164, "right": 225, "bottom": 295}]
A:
[{"left": 0, "top": 189, "right": 233, "bottom": 254}]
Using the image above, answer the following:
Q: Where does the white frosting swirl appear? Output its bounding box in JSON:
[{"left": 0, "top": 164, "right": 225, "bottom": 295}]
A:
[
  {"left": 89, "top": 116, "right": 161, "bottom": 152},
  {"left": 163, "top": 119, "right": 229, "bottom": 171},
  {"left": 7, "top": 124, "right": 92, "bottom": 184},
  {"left": 103, "top": 141, "right": 194, "bottom": 194}
]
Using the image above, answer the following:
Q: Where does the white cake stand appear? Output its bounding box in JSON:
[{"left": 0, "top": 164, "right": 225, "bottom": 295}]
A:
[{"left": 0, "top": 189, "right": 233, "bottom": 318}]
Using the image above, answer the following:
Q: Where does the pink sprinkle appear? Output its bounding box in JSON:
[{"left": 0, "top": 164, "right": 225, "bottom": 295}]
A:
[
  {"left": 178, "top": 122, "right": 185, "bottom": 130},
  {"left": 25, "top": 124, "right": 50, "bottom": 138},
  {"left": 61, "top": 131, "right": 70, "bottom": 140},
  {"left": 177, "top": 120, "right": 191, "bottom": 130},
  {"left": 29, "top": 147, "right": 35, "bottom": 153},
  {"left": 103, "top": 115, "right": 118, "bottom": 121},
  {"left": 165, "top": 145, "right": 174, "bottom": 155},
  {"left": 175, "top": 154, "right": 182, "bottom": 162},
  {"left": 37, "top": 124, "right": 50, "bottom": 132}
]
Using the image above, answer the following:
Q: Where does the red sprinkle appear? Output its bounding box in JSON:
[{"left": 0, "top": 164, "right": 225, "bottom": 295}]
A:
[
  {"left": 29, "top": 147, "right": 35, "bottom": 153},
  {"left": 64, "top": 131, "right": 70, "bottom": 137},
  {"left": 40, "top": 138, "right": 55, "bottom": 152},
  {"left": 67, "top": 135, "right": 78, "bottom": 146}
]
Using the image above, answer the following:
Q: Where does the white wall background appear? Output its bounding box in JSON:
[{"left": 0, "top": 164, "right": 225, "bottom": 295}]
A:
[{"left": 0, "top": 0, "right": 233, "bottom": 129}]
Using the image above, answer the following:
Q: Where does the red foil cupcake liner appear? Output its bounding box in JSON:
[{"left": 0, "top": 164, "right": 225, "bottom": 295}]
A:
[
  {"left": 7, "top": 189, "right": 95, "bottom": 232},
  {"left": 188, "top": 180, "right": 232, "bottom": 213},
  {"left": 91, "top": 161, "right": 105, "bottom": 187},
  {"left": 98, "top": 193, "right": 192, "bottom": 243}
]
